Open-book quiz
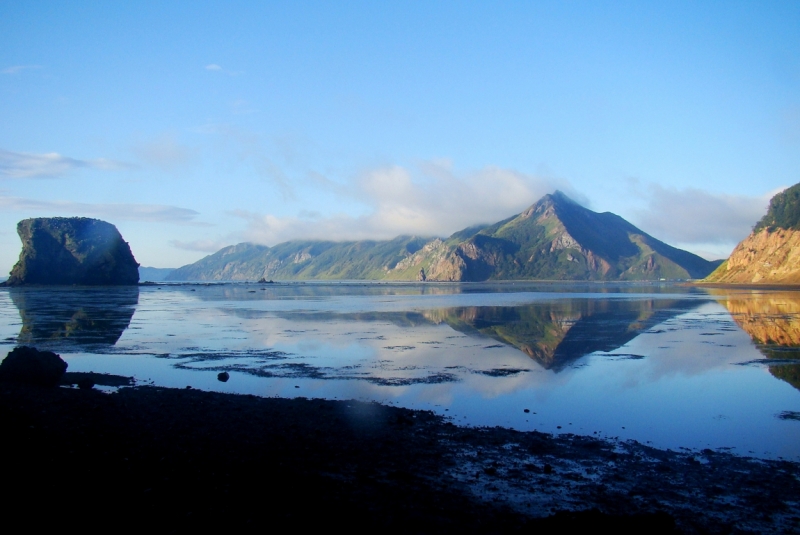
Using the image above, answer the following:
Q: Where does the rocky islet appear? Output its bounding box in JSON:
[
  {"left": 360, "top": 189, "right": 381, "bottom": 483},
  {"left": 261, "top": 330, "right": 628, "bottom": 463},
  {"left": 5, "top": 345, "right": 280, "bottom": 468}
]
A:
[{"left": 3, "top": 217, "right": 139, "bottom": 286}]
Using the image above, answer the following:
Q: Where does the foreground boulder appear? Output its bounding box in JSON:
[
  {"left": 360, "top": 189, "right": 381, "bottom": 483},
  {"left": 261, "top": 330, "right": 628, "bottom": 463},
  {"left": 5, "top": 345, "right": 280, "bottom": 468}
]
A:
[
  {"left": 0, "top": 346, "right": 67, "bottom": 387},
  {"left": 3, "top": 217, "right": 139, "bottom": 285}
]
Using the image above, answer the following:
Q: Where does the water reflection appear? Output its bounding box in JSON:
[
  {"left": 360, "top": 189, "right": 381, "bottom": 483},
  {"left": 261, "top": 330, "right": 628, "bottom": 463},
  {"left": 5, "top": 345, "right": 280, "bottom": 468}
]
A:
[
  {"left": 8, "top": 287, "right": 139, "bottom": 349},
  {"left": 711, "top": 290, "right": 800, "bottom": 390},
  {"left": 179, "top": 280, "right": 701, "bottom": 301},
  {"left": 219, "top": 297, "right": 700, "bottom": 375},
  {"left": 3, "top": 283, "right": 798, "bottom": 458},
  {"left": 425, "top": 299, "right": 698, "bottom": 370}
]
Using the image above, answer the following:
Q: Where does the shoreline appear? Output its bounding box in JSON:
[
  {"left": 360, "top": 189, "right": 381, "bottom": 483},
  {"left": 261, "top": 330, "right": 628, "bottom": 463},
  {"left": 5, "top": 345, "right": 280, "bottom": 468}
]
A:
[
  {"left": 1, "top": 380, "right": 798, "bottom": 533},
  {"left": 692, "top": 281, "right": 800, "bottom": 290}
]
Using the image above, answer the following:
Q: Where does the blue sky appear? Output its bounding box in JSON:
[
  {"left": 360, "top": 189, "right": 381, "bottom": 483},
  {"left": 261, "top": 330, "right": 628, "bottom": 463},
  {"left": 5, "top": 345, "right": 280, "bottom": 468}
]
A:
[{"left": 1, "top": 1, "right": 798, "bottom": 270}]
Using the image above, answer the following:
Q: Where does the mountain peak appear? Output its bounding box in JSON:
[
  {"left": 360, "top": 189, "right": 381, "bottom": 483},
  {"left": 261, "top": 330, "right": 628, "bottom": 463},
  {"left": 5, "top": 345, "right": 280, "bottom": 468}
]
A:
[
  {"left": 534, "top": 190, "right": 574, "bottom": 205},
  {"left": 520, "top": 190, "right": 580, "bottom": 219},
  {"left": 551, "top": 190, "right": 577, "bottom": 204}
]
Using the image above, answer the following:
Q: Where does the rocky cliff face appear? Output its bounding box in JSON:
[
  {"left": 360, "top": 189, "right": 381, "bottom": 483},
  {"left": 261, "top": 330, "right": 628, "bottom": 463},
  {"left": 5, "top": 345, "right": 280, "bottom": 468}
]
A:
[
  {"left": 4, "top": 218, "right": 139, "bottom": 286},
  {"left": 706, "top": 229, "right": 800, "bottom": 284},
  {"left": 706, "top": 183, "right": 800, "bottom": 284}
]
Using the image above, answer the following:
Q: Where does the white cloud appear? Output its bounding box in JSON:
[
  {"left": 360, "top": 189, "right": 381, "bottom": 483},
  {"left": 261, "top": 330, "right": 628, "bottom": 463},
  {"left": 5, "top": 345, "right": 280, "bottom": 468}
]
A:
[
  {"left": 630, "top": 184, "right": 773, "bottom": 246},
  {"left": 0, "top": 195, "right": 201, "bottom": 224},
  {"left": 1, "top": 65, "right": 42, "bottom": 75},
  {"left": 0, "top": 148, "right": 134, "bottom": 178},
  {"left": 232, "top": 163, "right": 574, "bottom": 245},
  {"left": 205, "top": 64, "right": 222, "bottom": 71}
]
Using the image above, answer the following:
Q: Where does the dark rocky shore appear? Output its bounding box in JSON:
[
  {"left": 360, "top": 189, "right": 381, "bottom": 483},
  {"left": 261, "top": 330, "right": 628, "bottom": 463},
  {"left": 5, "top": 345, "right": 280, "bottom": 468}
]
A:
[{"left": 1, "top": 379, "right": 798, "bottom": 534}]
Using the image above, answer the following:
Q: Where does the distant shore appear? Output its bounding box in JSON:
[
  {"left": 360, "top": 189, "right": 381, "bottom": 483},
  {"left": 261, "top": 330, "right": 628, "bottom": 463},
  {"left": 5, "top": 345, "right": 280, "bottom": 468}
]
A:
[
  {"left": 691, "top": 281, "right": 800, "bottom": 290},
  {"left": 1, "top": 380, "right": 797, "bottom": 533}
]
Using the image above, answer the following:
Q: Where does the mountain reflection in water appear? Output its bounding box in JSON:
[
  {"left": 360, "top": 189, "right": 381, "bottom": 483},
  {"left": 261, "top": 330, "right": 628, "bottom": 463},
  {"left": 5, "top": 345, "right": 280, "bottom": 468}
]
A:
[
  {"left": 711, "top": 290, "right": 800, "bottom": 390},
  {"left": 246, "top": 298, "right": 699, "bottom": 371},
  {"left": 8, "top": 287, "right": 139, "bottom": 349},
  {"left": 427, "top": 299, "right": 698, "bottom": 370}
]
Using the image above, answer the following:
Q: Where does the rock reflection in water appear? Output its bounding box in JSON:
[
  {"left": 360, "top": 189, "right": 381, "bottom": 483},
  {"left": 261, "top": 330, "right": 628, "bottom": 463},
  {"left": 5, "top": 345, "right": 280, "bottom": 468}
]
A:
[
  {"left": 711, "top": 290, "right": 800, "bottom": 390},
  {"left": 9, "top": 287, "right": 139, "bottom": 349}
]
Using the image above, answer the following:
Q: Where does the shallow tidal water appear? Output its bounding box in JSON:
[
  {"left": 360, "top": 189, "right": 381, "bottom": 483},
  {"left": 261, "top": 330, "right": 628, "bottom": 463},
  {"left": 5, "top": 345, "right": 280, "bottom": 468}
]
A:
[{"left": 1, "top": 281, "right": 799, "bottom": 460}]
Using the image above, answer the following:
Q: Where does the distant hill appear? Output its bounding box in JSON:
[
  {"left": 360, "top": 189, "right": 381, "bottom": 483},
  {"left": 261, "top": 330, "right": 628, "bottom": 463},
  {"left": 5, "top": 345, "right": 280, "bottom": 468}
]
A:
[
  {"left": 706, "top": 183, "right": 800, "bottom": 284},
  {"left": 167, "top": 191, "right": 718, "bottom": 282},
  {"left": 138, "top": 267, "right": 176, "bottom": 282},
  {"left": 166, "top": 237, "right": 430, "bottom": 281}
]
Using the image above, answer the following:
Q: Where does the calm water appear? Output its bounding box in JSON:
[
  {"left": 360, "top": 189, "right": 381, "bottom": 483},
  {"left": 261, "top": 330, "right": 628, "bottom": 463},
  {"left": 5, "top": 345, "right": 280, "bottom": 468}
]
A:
[{"left": 1, "top": 281, "right": 799, "bottom": 460}]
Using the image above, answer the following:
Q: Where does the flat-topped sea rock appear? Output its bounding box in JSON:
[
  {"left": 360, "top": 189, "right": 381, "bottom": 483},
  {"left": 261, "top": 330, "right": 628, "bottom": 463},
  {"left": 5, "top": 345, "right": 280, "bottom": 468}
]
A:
[{"left": 3, "top": 217, "right": 139, "bottom": 286}]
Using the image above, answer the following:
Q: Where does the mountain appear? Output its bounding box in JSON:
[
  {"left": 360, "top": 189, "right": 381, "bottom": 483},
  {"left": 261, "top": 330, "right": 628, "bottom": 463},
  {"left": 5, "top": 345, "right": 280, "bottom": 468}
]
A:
[
  {"left": 705, "top": 183, "right": 800, "bottom": 284},
  {"left": 400, "top": 191, "right": 717, "bottom": 281},
  {"left": 167, "top": 191, "right": 718, "bottom": 282},
  {"left": 167, "top": 237, "right": 430, "bottom": 281}
]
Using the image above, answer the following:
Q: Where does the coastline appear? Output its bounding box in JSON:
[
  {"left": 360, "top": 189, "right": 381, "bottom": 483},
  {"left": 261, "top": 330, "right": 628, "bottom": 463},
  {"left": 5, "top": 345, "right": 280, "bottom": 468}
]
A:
[{"left": 1, "top": 380, "right": 798, "bottom": 533}]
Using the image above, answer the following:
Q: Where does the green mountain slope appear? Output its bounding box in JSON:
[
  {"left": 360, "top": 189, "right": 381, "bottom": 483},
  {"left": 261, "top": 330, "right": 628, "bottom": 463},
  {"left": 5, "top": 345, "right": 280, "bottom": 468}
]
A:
[
  {"left": 168, "top": 191, "right": 717, "bottom": 282},
  {"left": 167, "top": 243, "right": 270, "bottom": 281},
  {"left": 167, "top": 236, "right": 429, "bottom": 281},
  {"left": 409, "top": 191, "right": 716, "bottom": 281}
]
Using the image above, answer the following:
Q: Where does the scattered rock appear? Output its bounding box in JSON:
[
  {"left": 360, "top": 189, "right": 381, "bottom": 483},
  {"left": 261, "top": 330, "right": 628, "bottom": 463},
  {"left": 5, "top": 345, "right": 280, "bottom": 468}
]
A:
[
  {"left": 217, "top": 372, "right": 230, "bottom": 382},
  {"left": 0, "top": 346, "right": 68, "bottom": 387},
  {"left": 77, "top": 378, "right": 95, "bottom": 390}
]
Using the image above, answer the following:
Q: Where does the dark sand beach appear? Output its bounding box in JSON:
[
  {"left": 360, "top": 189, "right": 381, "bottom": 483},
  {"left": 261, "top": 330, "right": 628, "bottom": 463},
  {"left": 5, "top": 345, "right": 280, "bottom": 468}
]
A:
[{"left": 1, "top": 376, "right": 799, "bottom": 534}]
